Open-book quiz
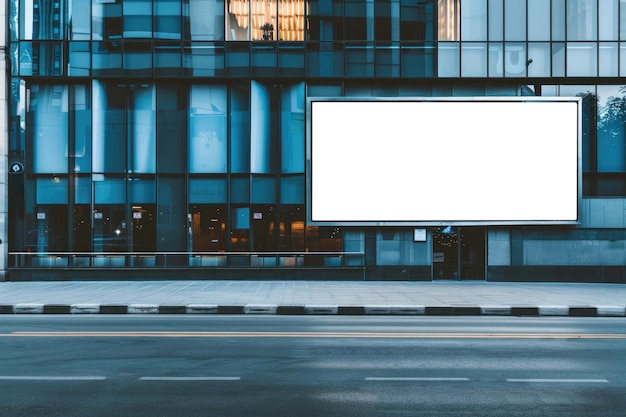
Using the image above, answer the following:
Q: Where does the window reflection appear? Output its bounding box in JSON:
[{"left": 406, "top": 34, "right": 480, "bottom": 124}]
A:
[{"left": 226, "top": 0, "right": 306, "bottom": 40}]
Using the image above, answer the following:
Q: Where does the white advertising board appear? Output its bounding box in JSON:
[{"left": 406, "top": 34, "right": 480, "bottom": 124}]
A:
[{"left": 307, "top": 98, "right": 581, "bottom": 225}]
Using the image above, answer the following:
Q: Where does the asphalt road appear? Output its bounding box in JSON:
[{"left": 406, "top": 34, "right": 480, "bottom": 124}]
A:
[{"left": 0, "top": 316, "right": 625, "bottom": 417}]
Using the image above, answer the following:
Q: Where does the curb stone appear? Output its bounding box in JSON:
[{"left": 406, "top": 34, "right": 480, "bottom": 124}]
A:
[{"left": 0, "top": 304, "right": 624, "bottom": 316}]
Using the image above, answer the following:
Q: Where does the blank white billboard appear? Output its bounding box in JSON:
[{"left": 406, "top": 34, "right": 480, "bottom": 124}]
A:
[{"left": 308, "top": 98, "right": 581, "bottom": 225}]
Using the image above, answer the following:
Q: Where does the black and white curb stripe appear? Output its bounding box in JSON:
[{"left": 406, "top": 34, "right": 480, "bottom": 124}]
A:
[{"left": 0, "top": 304, "right": 624, "bottom": 316}]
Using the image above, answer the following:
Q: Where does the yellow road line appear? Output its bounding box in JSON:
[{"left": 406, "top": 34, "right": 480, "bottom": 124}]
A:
[{"left": 3, "top": 331, "right": 626, "bottom": 339}]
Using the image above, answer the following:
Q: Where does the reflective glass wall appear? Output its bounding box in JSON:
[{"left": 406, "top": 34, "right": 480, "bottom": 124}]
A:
[{"left": 437, "top": 0, "right": 626, "bottom": 78}]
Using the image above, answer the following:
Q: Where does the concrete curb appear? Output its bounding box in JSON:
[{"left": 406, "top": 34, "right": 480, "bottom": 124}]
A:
[{"left": 0, "top": 304, "right": 623, "bottom": 316}]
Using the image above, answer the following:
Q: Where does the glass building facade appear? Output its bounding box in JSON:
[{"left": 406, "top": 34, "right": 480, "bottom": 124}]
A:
[{"left": 4, "top": 0, "right": 626, "bottom": 282}]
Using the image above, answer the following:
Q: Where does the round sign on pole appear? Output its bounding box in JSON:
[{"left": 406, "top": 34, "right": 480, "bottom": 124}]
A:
[{"left": 10, "top": 162, "right": 24, "bottom": 174}]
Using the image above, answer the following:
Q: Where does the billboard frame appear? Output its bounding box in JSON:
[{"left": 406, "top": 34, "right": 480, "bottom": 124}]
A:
[{"left": 306, "top": 96, "right": 582, "bottom": 227}]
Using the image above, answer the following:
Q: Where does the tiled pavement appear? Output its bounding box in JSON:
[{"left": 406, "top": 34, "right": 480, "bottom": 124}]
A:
[{"left": 0, "top": 280, "right": 625, "bottom": 316}]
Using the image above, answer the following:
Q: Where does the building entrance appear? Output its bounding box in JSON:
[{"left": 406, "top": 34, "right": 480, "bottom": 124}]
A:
[{"left": 432, "top": 227, "right": 485, "bottom": 280}]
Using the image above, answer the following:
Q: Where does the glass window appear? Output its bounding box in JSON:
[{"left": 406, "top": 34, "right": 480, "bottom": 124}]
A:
[
  {"left": 231, "top": 177, "right": 251, "bottom": 203},
  {"left": 599, "top": 0, "right": 618, "bottom": 40},
  {"left": 621, "top": 43, "right": 626, "bottom": 76},
  {"left": 69, "top": 42, "right": 91, "bottom": 76},
  {"left": 73, "top": 203, "right": 92, "bottom": 253},
  {"left": 189, "top": 178, "right": 228, "bottom": 203},
  {"left": 124, "top": 41, "right": 153, "bottom": 76},
  {"left": 597, "top": 85, "right": 626, "bottom": 172},
  {"left": 37, "top": 176, "right": 68, "bottom": 204},
  {"left": 20, "top": 0, "right": 66, "bottom": 40},
  {"left": 504, "top": 0, "right": 525, "bottom": 41},
  {"left": 92, "top": 81, "right": 126, "bottom": 173},
  {"left": 374, "top": 0, "right": 394, "bottom": 41},
  {"left": 346, "top": 0, "right": 370, "bottom": 41},
  {"left": 226, "top": 0, "right": 304, "bottom": 41},
  {"left": 504, "top": 43, "right": 527, "bottom": 77},
  {"left": 401, "top": 0, "right": 432, "bottom": 41},
  {"left": 70, "top": 0, "right": 91, "bottom": 40},
  {"left": 190, "top": 204, "right": 227, "bottom": 251},
  {"left": 527, "top": 43, "right": 551, "bottom": 77},
  {"left": 230, "top": 206, "right": 250, "bottom": 250},
  {"left": 567, "top": 0, "right": 597, "bottom": 40},
  {"left": 461, "top": 43, "right": 487, "bottom": 76},
  {"left": 488, "top": 43, "right": 504, "bottom": 77},
  {"left": 488, "top": 0, "right": 503, "bottom": 41},
  {"left": 157, "top": 85, "right": 187, "bottom": 173},
  {"left": 251, "top": 81, "right": 277, "bottom": 173},
  {"left": 155, "top": 0, "right": 182, "bottom": 39},
  {"left": 621, "top": 0, "right": 626, "bottom": 39},
  {"left": 599, "top": 43, "right": 619, "bottom": 76},
  {"left": 251, "top": 205, "right": 276, "bottom": 251},
  {"left": 552, "top": 0, "right": 566, "bottom": 41},
  {"left": 155, "top": 42, "right": 182, "bottom": 76},
  {"left": 188, "top": 85, "right": 227, "bottom": 173},
  {"left": 71, "top": 84, "right": 92, "bottom": 174},
  {"left": 438, "top": 42, "right": 460, "bottom": 77},
  {"left": 188, "top": 0, "right": 225, "bottom": 40},
  {"left": 183, "top": 42, "right": 225, "bottom": 76},
  {"left": 94, "top": 176, "right": 126, "bottom": 204},
  {"left": 461, "top": 0, "right": 486, "bottom": 41},
  {"left": 280, "top": 175, "right": 304, "bottom": 204},
  {"left": 123, "top": 0, "right": 153, "bottom": 38},
  {"left": 231, "top": 84, "right": 251, "bottom": 173},
  {"left": 28, "top": 85, "right": 69, "bottom": 174},
  {"left": 438, "top": 0, "right": 459, "bottom": 41},
  {"left": 92, "top": 0, "right": 122, "bottom": 42},
  {"left": 308, "top": 0, "right": 341, "bottom": 41},
  {"left": 552, "top": 43, "right": 566, "bottom": 76},
  {"left": 528, "top": 0, "right": 550, "bottom": 41},
  {"left": 252, "top": 177, "right": 277, "bottom": 203},
  {"left": 281, "top": 83, "right": 305, "bottom": 173},
  {"left": 130, "top": 84, "right": 156, "bottom": 174},
  {"left": 158, "top": 177, "right": 187, "bottom": 254},
  {"left": 567, "top": 43, "right": 597, "bottom": 76},
  {"left": 279, "top": 205, "right": 305, "bottom": 251}
]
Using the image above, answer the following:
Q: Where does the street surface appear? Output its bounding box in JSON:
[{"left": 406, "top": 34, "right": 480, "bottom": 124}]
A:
[{"left": 0, "top": 316, "right": 625, "bottom": 417}]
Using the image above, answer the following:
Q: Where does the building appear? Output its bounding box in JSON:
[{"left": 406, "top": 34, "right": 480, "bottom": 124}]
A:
[{"left": 2, "top": 0, "right": 626, "bottom": 282}]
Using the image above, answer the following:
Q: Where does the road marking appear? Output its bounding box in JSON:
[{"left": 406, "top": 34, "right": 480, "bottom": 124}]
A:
[
  {"left": 0, "top": 376, "right": 106, "bottom": 381},
  {"left": 507, "top": 379, "right": 609, "bottom": 383},
  {"left": 366, "top": 377, "right": 470, "bottom": 382},
  {"left": 139, "top": 377, "right": 240, "bottom": 381},
  {"left": 4, "top": 332, "right": 626, "bottom": 339}
]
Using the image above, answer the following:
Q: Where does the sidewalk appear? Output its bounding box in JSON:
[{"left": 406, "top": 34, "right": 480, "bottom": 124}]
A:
[{"left": 0, "top": 280, "right": 625, "bottom": 316}]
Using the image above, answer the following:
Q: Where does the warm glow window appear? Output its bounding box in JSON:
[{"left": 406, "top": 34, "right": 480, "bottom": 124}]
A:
[{"left": 226, "top": 0, "right": 306, "bottom": 40}]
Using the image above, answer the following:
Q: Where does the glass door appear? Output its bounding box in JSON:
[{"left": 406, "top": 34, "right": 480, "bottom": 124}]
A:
[{"left": 433, "top": 226, "right": 485, "bottom": 280}]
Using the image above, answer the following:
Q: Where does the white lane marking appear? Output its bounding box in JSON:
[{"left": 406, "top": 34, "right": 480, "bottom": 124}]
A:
[
  {"left": 366, "top": 377, "right": 470, "bottom": 382},
  {"left": 507, "top": 379, "right": 609, "bottom": 383},
  {"left": 139, "top": 376, "right": 241, "bottom": 381},
  {"left": 0, "top": 376, "right": 106, "bottom": 381}
]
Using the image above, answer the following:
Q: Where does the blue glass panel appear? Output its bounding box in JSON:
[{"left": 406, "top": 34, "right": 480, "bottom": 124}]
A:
[
  {"left": 461, "top": 0, "right": 486, "bottom": 41},
  {"left": 188, "top": 85, "right": 227, "bottom": 173},
  {"left": 528, "top": 0, "right": 550, "bottom": 41},
  {"left": 599, "top": 43, "right": 618, "bottom": 77},
  {"left": 251, "top": 176, "right": 277, "bottom": 203},
  {"left": 37, "top": 177, "right": 68, "bottom": 204},
  {"left": 30, "top": 85, "right": 69, "bottom": 174},
  {"left": 189, "top": 178, "right": 228, "bottom": 203},
  {"left": 281, "top": 176, "right": 304, "bottom": 204},
  {"left": 567, "top": 43, "right": 597, "bottom": 76},
  {"left": 437, "top": 42, "right": 460, "bottom": 77},
  {"left": 130, "top": 84, "right": 156, "bottom": 174},
  {"left": 94, "top": 177, "right": 126, "bottom": 204},
  {"left": 461, "top": 42, "right": 487, "bottom": 77},
  {"left": 281, "top": 82, "right": 305, "bottom": 173},
  {"left": 527, "top": 43, "right": 550, "bottom": 77},
  {"left": 597, "top": 85, "right": 626, "bottom": 172}
]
